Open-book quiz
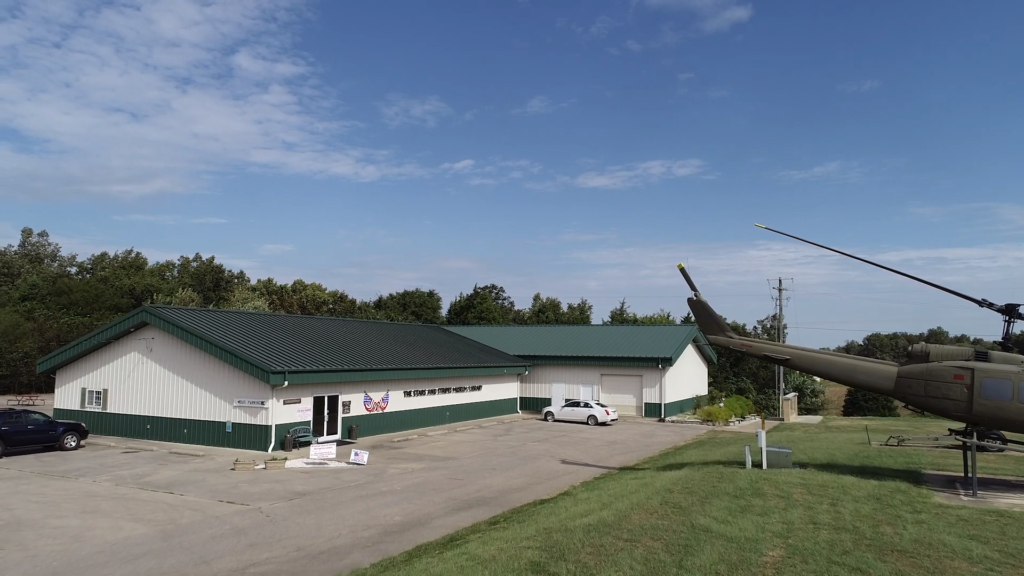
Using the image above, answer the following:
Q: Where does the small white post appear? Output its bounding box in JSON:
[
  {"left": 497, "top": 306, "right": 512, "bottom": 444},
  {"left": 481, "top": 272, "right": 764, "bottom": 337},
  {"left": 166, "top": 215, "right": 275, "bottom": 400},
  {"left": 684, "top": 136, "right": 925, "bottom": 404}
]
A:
[
  {"left": 756, "top": 429, "right": 767, "bottom": 470},
  {"left": 744, "top": 445, "right": 752, "bottom": 469}
]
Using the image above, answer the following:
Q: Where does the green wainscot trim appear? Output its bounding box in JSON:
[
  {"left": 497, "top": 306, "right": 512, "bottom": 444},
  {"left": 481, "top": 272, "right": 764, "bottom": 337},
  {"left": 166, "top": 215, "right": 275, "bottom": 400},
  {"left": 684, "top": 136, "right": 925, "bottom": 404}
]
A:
[
  {"left": 643, "top": 403, "right": 661, "bottom": 418},
  {"left": 340, "top": 398, "right": 517, "bottom": 438},
  {"left": 518, "top": 396, "right": 550, "bottom": 412},
  {"left": 54, "top": 408, "right": 269, "bottom": 451},
  {"left": 273, "top": 420, "right": 314, "bottom": 450},
  {"left": 664, "top": 395, "right": 706, "bottom": 417}
]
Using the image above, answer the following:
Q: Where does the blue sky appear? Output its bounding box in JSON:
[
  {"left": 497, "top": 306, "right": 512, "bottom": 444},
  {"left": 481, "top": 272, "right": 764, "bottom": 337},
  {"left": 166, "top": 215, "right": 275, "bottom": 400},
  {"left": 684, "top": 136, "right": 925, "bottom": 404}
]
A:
[{"left": 3, "top": 0, "right": 1024, "bottom": 347}]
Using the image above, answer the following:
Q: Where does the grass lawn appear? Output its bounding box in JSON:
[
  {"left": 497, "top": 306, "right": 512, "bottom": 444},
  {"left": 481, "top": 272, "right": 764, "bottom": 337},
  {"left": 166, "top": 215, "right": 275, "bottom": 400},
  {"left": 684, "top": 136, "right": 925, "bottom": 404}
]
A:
[{"left": 346, "top": 417, "right": 1024, "bottom": 576}]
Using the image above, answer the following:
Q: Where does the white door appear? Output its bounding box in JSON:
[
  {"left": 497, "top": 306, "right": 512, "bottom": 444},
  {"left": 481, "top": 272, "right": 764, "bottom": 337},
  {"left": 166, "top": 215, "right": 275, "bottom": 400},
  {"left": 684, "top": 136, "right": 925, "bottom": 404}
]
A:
[
  {"left": 580, "top": 383, "right": 594, "bottom": 401},
  {"left": 601, "top": 374, "right": 642, "bottom": 416},
  {"left": 551, "top": 382, "right": 566, "bottom": 408}
]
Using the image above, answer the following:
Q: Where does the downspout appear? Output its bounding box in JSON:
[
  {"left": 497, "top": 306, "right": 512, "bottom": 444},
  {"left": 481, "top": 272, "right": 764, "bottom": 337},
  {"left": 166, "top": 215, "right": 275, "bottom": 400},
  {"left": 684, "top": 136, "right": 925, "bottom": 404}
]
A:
[
  {"left": 659, "top": 359, "right": 665, "bottom": 421},
  {"left": 267, "top": 371, "right": 289, "bottom": 453}
]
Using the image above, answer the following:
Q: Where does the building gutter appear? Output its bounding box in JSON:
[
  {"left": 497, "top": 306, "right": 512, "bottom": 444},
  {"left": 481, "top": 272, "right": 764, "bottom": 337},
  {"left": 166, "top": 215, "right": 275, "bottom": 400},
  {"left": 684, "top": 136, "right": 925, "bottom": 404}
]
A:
[
  {"left": 268, "top": 371, "right": 289, "bottom": 452},
  {"left": 659, "top": 359, "right": 665, "bottom": 421}
]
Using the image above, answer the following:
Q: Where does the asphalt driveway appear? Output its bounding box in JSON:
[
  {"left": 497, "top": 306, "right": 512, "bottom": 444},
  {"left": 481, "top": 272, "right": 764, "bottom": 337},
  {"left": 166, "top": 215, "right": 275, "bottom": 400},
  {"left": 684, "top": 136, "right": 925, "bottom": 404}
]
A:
[{"left": 1, "top": 416, "right": 707, "bottom": 576}]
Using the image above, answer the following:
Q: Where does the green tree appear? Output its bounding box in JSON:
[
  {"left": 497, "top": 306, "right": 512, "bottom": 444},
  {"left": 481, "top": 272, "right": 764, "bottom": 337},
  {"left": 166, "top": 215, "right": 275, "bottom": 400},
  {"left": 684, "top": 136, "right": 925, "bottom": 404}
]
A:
[
  {"left": 603, "top": 299, "right": 638, "bottom": 324},
  {"left": 364, "top": 288, "right": 444, "bottom": 324},
  {"left": 446, "top": 284, "right": 514, "bottom": 325}
]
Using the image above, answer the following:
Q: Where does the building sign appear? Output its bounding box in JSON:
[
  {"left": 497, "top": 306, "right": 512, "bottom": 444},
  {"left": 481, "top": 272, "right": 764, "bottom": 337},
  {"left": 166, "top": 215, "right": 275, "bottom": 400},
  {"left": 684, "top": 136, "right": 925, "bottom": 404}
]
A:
[
  {"left": 363, "top": 391, "right": 390, "bottom": 413},
  {"left": 295, "top": 405, "right": 312, "bottom": 420},
  {"left": 342, "top": 400, "right": 351, "bottom": 414},
  {"left": 403, "top": 385, "right": 482, "bottom": 398},
  {"left": 310, "top": 441, "right": 337, "bottom": 460},
  {"left": 234, "top": 398, "right": 269, "bottom": 408},
  {"left": 349, "top": 449, "right": 369, "bottom": 466},
  {"left": 283, "top": 398, "right": 301, "bottom": 405}
]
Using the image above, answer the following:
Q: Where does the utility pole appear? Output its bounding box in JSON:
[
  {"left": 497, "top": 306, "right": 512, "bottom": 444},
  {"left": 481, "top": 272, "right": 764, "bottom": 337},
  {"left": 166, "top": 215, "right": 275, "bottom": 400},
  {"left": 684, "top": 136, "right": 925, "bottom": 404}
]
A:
[{"left": 769, "top": 278, "right": 792, "bottom": 418}]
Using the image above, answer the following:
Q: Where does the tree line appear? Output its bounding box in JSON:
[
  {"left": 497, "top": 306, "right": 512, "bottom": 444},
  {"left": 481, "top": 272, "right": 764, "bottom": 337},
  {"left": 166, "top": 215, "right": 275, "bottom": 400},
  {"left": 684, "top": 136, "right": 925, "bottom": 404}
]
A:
[
  {"left": 4, "top": 226, "right": 1019, "bottom": 415},
  {"left": 0, "top": 227, "right": 697, "bottom": 394}
]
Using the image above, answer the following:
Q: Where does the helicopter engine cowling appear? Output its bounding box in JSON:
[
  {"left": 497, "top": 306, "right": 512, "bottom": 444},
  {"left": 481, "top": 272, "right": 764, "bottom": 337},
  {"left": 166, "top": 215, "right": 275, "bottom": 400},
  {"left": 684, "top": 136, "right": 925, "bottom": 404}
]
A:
[
  {"left": 907, "top": 343, "right": 974, "bottom": 364},
  {"left": 907, "top": 342, "right": 1024, "bottom": 367}
]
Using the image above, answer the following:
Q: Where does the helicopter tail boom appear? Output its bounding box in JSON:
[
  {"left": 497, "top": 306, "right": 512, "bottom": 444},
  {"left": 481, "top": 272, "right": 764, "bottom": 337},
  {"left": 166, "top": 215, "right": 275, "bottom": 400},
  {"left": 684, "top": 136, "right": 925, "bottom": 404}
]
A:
[{"left": 679, "top": 263, "right": 897, "bottom": 395}]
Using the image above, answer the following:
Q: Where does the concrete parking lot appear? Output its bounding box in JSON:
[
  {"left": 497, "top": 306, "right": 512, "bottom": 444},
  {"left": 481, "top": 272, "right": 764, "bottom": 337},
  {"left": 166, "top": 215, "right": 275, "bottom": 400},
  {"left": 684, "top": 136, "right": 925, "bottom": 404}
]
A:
[{"left": 1, "top": 415, "right": 707, "bottom": 576}]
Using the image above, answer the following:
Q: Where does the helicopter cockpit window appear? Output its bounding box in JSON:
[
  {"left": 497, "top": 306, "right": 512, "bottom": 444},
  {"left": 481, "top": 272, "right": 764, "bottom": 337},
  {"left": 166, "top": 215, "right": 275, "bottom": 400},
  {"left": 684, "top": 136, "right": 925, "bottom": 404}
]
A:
[{"left": 980, "top": 377, "right": 1013, "bottom": 402}]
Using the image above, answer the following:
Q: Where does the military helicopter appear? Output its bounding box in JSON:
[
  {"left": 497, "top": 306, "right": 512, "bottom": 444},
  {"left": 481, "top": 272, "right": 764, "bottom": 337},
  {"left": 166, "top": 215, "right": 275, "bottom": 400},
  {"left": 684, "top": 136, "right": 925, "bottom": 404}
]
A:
[{"left": 677, "top": 224, "right": 1024, "bottom": 448}]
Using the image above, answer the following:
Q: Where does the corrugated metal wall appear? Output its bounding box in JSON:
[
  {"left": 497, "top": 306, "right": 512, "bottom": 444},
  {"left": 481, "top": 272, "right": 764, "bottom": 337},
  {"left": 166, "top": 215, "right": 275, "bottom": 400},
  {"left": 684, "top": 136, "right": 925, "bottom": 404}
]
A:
[
  {"left": 664, "top": 343, "right": 709, "bottom": 403},
  {"left": 54, "top": 325, "right": 271, "bottom": 425},
  {"left": 272, "top": 374, "right": 518, "bottom": 424},
  {"left": 520, "top": 365, "right": 663, "bottom": 405}
]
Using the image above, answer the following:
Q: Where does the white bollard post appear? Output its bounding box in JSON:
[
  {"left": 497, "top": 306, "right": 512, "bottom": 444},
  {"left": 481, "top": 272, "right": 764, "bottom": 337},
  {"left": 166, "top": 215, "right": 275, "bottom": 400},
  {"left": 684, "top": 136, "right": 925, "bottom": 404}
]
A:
[{"left": 756, "top": 429, "right": 767, "bottom": 469}]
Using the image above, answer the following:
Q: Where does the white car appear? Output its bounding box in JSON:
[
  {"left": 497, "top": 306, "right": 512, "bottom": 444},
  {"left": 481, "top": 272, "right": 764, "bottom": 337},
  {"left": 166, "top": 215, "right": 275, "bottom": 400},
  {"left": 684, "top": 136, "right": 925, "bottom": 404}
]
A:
[{"left": 542, "top": 400, "right": 618, "bottom": 426}]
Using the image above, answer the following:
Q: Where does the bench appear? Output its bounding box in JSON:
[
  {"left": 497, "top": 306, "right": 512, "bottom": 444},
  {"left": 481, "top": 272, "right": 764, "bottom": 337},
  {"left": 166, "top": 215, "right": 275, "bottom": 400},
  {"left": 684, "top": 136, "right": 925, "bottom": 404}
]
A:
[{"left": 288, "top": 426, "right": 316, "bottom": 447}]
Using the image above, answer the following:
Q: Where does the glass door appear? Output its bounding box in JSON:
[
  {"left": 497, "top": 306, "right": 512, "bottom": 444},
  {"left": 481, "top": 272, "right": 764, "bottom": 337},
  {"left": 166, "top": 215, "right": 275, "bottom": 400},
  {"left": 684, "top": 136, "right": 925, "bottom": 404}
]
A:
[{"left": 313, "top": 394, "right": 341, "bottom": 440}]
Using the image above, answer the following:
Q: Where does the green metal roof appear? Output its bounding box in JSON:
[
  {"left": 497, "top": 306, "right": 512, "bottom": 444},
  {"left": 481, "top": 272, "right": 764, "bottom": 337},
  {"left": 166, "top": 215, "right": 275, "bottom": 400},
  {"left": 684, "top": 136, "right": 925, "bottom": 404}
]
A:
[
  {"left": 444, "top": 324, "right": 717, "bottom": 367},
  {"left": 37, "top": 306, "right": 529, "bottom": 385}
]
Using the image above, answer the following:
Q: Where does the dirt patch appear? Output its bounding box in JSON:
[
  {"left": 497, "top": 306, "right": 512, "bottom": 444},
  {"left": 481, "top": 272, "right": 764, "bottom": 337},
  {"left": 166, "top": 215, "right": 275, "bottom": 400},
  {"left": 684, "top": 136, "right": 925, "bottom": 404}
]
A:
[
  {"left": 759, "top": 546, "right": 785, "bottom": 576},
  {"left": 923, "top": 470, "right": 1024, "bottom": 511}
]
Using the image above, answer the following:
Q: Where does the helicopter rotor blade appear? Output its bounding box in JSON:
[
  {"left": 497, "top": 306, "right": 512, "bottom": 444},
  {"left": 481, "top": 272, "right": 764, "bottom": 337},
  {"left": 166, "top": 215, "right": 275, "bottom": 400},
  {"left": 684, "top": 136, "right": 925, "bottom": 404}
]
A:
[{"left": 754, "top": 223, "right": 1024, "bottom": 322}]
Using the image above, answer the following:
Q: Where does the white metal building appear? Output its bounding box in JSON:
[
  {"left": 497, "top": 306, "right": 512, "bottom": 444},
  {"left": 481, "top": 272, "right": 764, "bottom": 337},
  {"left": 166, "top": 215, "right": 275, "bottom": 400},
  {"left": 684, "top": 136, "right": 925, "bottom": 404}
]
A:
[
  {"left": 445, "top": 325, "right": 716, "bottom": 418},
  {"left": 38, "top": 306, "right": 529, "bottom": 451}
]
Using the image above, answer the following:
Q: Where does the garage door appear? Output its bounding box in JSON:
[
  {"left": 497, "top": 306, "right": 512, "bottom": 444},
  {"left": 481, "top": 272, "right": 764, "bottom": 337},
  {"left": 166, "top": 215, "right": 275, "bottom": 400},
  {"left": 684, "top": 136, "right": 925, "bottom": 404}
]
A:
[{"left": 600, "top": 374, "right": 643, "bottom": 416}]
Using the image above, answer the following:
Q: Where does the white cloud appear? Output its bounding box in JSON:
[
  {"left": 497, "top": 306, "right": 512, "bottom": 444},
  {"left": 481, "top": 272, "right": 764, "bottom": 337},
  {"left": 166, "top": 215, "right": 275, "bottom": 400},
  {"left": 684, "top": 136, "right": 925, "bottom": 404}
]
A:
[
  {"left": 678, "top": 73, "right": 695, "bottom": 81},
  {"left": 606, "top": 47, "right": 622, "bottom": 56},
  {"left": 572, "top": 159, "right": 706, "bottom": 189},
  {"left": 112, "top": 214, "right": 176, "bottom": 223},
  {"left": 624, "top": 40, "right": 644, "bottom": 53},
  {"left": 775, "top": 161, "right": 864, "bottom": 183},
  {"left": 258, "top": 244, "right": 294, "bottom": 255},
  {"left": 909, "top": 203, "right": 1024, "bottom": 234},
  {"left": 589, "top": 15, "right": 620, "bottom": 38},
  {"left": 377, "top": 93, "right": 454, "bottom": 128},
  {"left": 641, "top": 0, "right": 753, "bottom": 34},
  {"left": 440, "top": 159, "right": 476, "bottom": 174},
  {"left": 513, "top": 96, "right": 575, "bottom": 116},
  {"left": 112, "top": 214, "right": 227, "bottom": 224},
  {"left": 0, "top": 0, "right": 424, "bottom": 199},
  {"left": 837, "top": 79, "right": 881, "bottom": 93}
]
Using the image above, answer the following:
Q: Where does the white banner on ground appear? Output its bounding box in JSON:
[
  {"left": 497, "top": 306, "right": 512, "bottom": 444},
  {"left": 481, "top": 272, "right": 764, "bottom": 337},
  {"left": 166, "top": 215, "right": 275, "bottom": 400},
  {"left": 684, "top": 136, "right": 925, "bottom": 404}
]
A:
[{"left": 309, "top": 442, "right": 337, "bottom": 460}]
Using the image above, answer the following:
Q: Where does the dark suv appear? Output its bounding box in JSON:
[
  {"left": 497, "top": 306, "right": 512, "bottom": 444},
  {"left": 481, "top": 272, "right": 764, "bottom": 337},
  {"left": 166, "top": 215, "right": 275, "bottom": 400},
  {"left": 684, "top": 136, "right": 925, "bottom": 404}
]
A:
[{"left": 0, "top": 408, "right": 89, "bottom": 457}]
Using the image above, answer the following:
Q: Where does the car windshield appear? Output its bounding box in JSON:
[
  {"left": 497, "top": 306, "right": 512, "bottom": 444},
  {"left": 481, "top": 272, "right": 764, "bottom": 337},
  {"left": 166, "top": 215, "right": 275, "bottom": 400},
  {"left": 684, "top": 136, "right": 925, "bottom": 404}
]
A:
[{"left": 593, "top": 402, "right": 609, "bottom": 408}]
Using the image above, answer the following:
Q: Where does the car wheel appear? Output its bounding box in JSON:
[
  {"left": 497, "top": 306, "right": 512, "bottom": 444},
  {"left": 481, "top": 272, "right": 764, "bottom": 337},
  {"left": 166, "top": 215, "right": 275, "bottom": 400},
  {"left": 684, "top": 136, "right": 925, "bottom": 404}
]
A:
[
  {"left": 587, "top": 415, "right": 598, "bottom": 426},
  {"left": 544, "top": 411, "right": 556, "bottom": 422},
  {"left": 58, "top": 432, "right": 81, "bottom": 451}
]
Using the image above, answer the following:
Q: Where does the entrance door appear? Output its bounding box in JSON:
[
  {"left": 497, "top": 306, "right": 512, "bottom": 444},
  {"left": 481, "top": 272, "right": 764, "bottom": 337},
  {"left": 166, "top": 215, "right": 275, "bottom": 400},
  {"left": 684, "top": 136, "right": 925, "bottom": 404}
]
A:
[
  {"left": 580, "top": 383, "right": 595, "bottom": 402},
  {"left": 313, "top": 394, "right": 341, "bottom": 440},
  {"left": 551, "top": 382, "right": 566, "bottom": 408}
]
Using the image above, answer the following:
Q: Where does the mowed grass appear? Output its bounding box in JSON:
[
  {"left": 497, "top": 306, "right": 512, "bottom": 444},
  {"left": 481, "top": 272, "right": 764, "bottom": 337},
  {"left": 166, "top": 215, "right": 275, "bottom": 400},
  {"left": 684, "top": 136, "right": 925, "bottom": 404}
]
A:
[{"left": 346, "top": 417, "right": 1024, "bottom": 576}]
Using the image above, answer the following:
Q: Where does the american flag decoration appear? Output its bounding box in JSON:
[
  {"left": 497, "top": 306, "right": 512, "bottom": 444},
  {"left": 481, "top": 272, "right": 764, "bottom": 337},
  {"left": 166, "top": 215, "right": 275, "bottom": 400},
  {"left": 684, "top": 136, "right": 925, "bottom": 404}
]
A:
[{"left": 363, "top": 391, "right": 391, "bottom": 413}]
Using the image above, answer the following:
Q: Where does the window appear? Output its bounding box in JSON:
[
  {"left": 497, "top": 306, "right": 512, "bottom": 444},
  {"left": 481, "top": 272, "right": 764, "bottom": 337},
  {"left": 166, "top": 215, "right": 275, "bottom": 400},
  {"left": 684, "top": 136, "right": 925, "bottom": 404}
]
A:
[
  {"left": 86, "top": 389, "right": 104, "bottom": 409},
  {"left": 2, "top": 413, "right": 24, "bottom": 425},
  {"left": 981, "top": 377, "right": 1013, "bottom": 402},
  {"left": 24, "top": 412, "right": 51, "bottom": 425},
  {"left": 580, "top": 402, "right": 592, "bottom": 409}
]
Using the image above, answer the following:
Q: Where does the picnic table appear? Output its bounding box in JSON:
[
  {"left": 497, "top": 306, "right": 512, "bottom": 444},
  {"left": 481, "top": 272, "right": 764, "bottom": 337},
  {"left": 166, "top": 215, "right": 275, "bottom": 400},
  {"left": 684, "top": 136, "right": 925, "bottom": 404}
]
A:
[{"left": 6, "top": 394, "right": 43, "bottom": 406}]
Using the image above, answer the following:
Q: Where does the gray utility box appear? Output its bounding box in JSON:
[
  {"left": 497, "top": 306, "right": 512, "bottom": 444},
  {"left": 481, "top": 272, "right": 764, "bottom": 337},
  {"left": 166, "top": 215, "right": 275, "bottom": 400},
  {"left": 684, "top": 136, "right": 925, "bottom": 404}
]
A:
[{"left": 765, "top": 445, "right": 793, "bottom": 469}]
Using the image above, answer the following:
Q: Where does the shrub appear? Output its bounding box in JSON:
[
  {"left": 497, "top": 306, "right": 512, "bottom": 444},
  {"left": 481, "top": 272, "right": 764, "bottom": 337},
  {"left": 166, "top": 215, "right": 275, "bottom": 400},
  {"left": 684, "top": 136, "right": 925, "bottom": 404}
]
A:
[
  {"left": 724, "top": 395, "right": 756, "bottom": 418},
  {"left": 842, "top": 388, "right": 899, "bottom": 417},
  {"left": 698, "top": 405, "right": 732, "bottom": 425}
]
